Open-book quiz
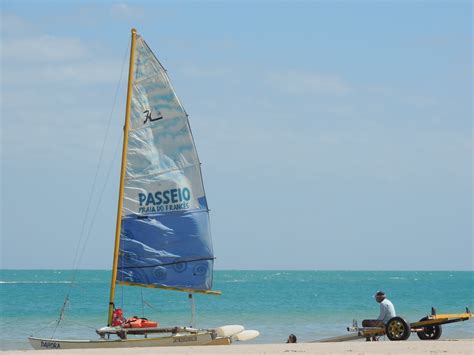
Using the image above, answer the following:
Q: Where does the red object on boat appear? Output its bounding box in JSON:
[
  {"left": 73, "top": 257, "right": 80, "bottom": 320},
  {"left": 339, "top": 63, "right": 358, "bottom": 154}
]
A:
[
  {"left": 111, "top": 308, "right": 125, "bottom": 326},
  {"left": 124, "top": 316, "right": 159, "bottom": 328}
]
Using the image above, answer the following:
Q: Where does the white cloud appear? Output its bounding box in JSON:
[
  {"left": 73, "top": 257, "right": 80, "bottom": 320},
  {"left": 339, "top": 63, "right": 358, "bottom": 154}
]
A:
[
  {"left": 1, "top": 12, "right": 125, "bottom": 87},
  {"left": 1, "top": 15, "right": 124, "bottom": 86},
  {"left": 3, "top": 60, "right": 122, "bottom": 86},
  {"left": 1, "top": 14, "right": 126, "bottom": 165},
  {"left": 2, "top": 35, "right": 89, "bottom": 62}
]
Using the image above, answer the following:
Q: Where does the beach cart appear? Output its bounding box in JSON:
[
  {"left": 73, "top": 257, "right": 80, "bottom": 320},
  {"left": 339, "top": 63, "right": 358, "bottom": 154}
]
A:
[{"left": 318, "top": 307, "right": 472, "bottom": 342}]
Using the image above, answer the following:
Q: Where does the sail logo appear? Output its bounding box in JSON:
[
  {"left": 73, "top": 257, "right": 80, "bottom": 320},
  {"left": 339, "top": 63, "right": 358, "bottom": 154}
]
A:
[
  {"left": 143, "top": 109, "right": 163, "bottom": 123},
  {"left": 138, "top": 187, "right": 191, "bottom": 213}
]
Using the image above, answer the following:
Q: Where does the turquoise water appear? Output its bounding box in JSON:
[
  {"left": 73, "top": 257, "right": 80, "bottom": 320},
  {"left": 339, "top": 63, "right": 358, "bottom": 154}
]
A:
[{"left": 0, "top": 270, "right": 472, "bottom": 350}]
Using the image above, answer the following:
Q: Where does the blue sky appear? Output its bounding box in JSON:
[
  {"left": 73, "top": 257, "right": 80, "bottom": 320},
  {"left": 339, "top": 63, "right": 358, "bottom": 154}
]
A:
[{"left": 1, "top": 1, "right": 472, "bottom": 270}]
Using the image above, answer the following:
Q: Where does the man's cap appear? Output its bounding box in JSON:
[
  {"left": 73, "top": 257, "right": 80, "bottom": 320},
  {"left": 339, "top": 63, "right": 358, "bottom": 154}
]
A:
[{"left": 375, "top": 291, "right": 385, "bottom": 296}]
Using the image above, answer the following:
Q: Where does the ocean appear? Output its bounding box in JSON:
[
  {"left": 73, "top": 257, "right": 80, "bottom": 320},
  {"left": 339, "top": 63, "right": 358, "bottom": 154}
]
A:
[{"left": 0, "top": 270, "right": 472, "bottom": 350}]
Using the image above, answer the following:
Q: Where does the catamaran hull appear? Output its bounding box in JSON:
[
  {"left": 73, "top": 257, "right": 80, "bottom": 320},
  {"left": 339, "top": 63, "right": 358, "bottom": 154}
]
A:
[{"left": 28, "top": 333, "right": 214, "bottom": 350}]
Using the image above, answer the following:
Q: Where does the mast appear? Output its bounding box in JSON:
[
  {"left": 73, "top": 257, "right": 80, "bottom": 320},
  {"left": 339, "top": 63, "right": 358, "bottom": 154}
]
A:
[{"left": 107, "top": 28, "right": 137, "bottom": 326}]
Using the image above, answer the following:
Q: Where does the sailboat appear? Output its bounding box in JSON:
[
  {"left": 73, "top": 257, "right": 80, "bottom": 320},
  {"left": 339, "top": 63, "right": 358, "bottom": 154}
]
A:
[{"left": 28, "top": 29, "right": 259, "bottom": 349}]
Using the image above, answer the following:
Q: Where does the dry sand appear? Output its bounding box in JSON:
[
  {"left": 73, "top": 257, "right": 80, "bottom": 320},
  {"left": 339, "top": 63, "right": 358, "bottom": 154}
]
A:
[{"left": 3, "top": 340, "right": 473, "bottom": 355}]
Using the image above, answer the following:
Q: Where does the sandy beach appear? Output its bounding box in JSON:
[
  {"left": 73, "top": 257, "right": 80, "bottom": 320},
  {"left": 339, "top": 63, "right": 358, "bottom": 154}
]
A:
[{"left": 4, "top": 340, "right": 473, "bottom": 355}]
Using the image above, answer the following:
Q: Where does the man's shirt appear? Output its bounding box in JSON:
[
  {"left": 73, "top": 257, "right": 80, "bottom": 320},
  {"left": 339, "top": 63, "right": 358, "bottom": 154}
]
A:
[{"left": 377, "top": 298, "right": 396, "bottom": 323}]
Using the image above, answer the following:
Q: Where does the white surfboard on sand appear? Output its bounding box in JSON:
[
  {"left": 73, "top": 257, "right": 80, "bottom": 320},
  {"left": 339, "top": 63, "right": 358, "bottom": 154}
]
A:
[
  {"left": 233, "top": 330, "right": 260, "bottom": 341},
  {"left": 213, "top": 325, "right": 245, "bottom": 337}
]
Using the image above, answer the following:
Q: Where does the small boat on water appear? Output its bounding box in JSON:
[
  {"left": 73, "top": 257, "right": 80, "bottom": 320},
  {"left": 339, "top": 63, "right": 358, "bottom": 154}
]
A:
[{"left": 28, "top": 28, "right": 259, "bottom": 350}]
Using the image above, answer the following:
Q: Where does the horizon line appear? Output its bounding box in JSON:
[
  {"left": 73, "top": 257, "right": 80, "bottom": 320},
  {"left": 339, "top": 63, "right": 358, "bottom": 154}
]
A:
[{"left": 0, "top": 268, "right": 472, "bottom": 272}]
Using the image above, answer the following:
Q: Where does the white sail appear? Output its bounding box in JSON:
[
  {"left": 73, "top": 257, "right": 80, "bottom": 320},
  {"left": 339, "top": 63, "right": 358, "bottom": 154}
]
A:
[{"left": 117, "top": 35, "right": 215, "bottom": 291}]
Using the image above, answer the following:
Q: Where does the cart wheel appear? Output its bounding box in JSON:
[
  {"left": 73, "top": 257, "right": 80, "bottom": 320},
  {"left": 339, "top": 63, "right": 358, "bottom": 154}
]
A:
[
  {"left": 417, "top": 317, "right": 442, "bottom": 340},
  {"left": 385, "top": 317, "right": 411, "bottom": 341}
]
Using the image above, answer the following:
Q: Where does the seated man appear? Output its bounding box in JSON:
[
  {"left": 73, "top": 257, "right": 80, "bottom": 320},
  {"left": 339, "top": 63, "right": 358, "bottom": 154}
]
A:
[{"left": 362, "top": 291, "right": 396, "bottom": 328}]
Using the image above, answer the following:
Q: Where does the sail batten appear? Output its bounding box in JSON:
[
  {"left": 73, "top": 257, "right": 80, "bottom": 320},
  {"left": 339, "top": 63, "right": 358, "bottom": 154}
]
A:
[
  {"left": 118, "top": 256, "right": 215, "bottom": 269},
  {"left": 117, "top": 281, "right": 222, "bottom": 295},
  {"left": 125, "top": 162, "right": 202, "bottom": 181},
  {"left": 116, "top": 34, "right": 216, "bottom": 293}
]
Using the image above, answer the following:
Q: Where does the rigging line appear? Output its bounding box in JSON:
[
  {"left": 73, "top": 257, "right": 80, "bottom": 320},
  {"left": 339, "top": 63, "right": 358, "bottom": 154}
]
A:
[
  {"left": 54, "top": 39, "right": 129, "bottom": 329},
  {"left": 52, "top": 295, "right": 69, "bottom": 338},
  {"left": 141, "top": 288, "right": 145, "bottom": 318},
  {"left": 75, "top": 132, "right": 122, "bottom": 272},
  {"left": 61, "top": 319, "right": 98, "bottom": 331},
  {"left": 189, "top": 293, "right": 196, "bottom": 328},
  {"left": 143, "top": 299, "right": 159, "bottom": 324},
  {"left": 70, "top": 40, "right": 130, "bottom": 274},
  {"left": 143, "top": 300, "right": 157, "bottom": 310},
  {"left": 121, "top": 275, "right": 124, "bottom": 310},
  {"left": 120, "top": 232, "right": 124, "bottom": 310},
  {"left": 31, "top": 320, "right": 57, "bottom": 337}
]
